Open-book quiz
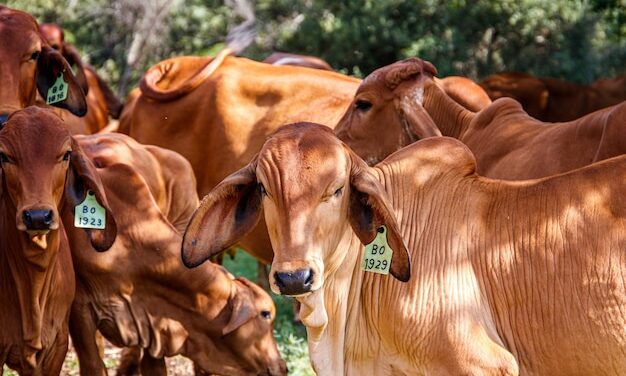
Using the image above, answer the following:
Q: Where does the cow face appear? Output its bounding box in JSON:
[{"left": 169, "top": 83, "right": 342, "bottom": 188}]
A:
[
  {"left": 0, "top": 107, "right": 116, "bottom": 250},
  {"left": 182, "top": 123, "right": 410, "bottom": 296},
  {"left": 190, "top": 277, "right": 287, "bottom": 376},
  {"left": 335, "top": 57, "right": 440, "bottom": 165},
  {"left": 0, "top": 6, "right": 87, "bottom": 120}
]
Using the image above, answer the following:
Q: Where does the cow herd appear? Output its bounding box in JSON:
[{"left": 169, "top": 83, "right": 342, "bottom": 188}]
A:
[{"left": 0, "top": 5, "right": 625, "bottom": 376}]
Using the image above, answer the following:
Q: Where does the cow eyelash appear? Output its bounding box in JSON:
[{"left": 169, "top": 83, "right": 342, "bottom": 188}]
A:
[
  {"left": 333, "top": 187, "right": 344, "bottom": 197},
  {"left": 259, "top": 183, "right": 266, "bottom": 195},
  {"left": 355, "top": 99, "right": 372, "bottom": 111},
  {"left": 62, "top": 150, "right": 72, "bottom": 161}
]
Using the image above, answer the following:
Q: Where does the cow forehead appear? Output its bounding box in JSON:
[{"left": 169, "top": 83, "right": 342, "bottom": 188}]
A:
[
  {"left": 0, "top": 108, "right": 71, "bottom": 155},
  {"left": 258, "top": 124, "right": 349, "bottom": 195},
  {"left": 0, "top": 13, "right": 40, "bottom": 54}
]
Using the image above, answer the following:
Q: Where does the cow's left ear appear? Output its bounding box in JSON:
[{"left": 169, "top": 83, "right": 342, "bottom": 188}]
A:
[
  {"left": 397, "top": 77, "right": 441, "bottom": 141},
  {"left": 222, "top": 279, "right": 258, "bottom": 336},
  {"left": 61, "top": 43, "right": 89, "bottom": 95},
  {"left": 65, "top": 138, "right": 117, "bottom": 251},
  {"left": 347, "top": 152, "right": 411, "bottom": 282},
  {"left": 36, "top": 46, "right": 87, "bottom": 117}
]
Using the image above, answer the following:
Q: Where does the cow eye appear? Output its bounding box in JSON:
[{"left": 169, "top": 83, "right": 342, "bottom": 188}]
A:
[
  {"left": 260, "top": 310, "right": 272, "bottom": 320},
  {"left": 259, "top": 183, "right": 266, "bottom": 195},
  {"left": 333, "top": 187, "right": 343, "bottom": 197},
  {"left": 51, "top": 44, "right": 60, "bottom": 50},
  {"left": 355, "top": 99, "right": 372, "bottom": 111},
  {"left": 0, "top": 152, "right": 9, "bottom": 163},
  {"left": 30, "top": 50, "right": 40, "bottom": 61},
  {"left": 62, "top": 150, "right": 71, "bottom": 161}
]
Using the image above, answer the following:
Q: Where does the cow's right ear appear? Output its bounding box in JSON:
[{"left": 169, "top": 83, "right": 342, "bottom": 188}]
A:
[
  {"left": 36, "top": 46, "right": 87, "bottom": 117},
  {"left": 65, "top": 138, "right": 117, "bottom": 251},
  {"left": 182, "top": 157, "right": 261, "bottom": 268},
  {"left": 347, "top": 152, "right": 411, "bottom": 282}
]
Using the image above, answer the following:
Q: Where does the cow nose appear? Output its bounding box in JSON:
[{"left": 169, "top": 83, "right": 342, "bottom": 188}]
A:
[
  {"left": 23, "top": 209, "right": 54, "bottom": 230},
  {"left": 274, "top": 268, "right": 314, "bottom": 296}
]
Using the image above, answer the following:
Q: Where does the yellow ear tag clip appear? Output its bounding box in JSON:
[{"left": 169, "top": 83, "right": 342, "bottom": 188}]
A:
[
  {"left": 74, "top": 190, "right": 106, "bottom": 229},
  {"left": 361, "top": 225, "right": 393, "bottom": 275},
  {"left": 46, "top": 74, "right": 69, "bottom": 104}
]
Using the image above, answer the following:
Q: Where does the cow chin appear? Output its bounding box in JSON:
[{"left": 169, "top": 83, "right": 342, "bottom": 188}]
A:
[
  {"left": 27, "top": 231, "right": 50, "bottom": 249},
  {"left": 269, "top": 260, "right": 324, "bottom": 297}
]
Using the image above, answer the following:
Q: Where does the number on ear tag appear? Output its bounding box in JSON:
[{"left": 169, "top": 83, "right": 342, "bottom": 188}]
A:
[
  {"left": 74, "top": 190, "right": 106, "bottom": 229},
  {"left": 361, "top": 225, "right": 393, "bottom": 275},
  {"left": 46, "top": 74, "right": 69, "bottom": 104}
]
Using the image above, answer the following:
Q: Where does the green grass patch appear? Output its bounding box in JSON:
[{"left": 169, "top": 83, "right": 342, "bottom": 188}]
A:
[{"left": 222, "top": 250, "right": 315, "bottom": 376}]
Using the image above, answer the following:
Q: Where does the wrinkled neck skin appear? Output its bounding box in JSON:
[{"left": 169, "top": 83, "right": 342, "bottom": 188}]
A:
[
  {"left": 0, "top": 196, "right": 64, "bottom": 370},
  {"left": 422, "top": 81, "right": 475, "bottom": 139},
  {"left": 296, "top": 223, "right": 364, "bottom": 376}
]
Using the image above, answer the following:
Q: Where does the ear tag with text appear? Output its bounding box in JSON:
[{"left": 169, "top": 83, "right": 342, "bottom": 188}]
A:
[
  {"left": 361, "top": 225, "right": 393, "bottom": 275},
  {"left": 46, "top": 74, "right": 69, "bottom": 104},
  {"left": 74, "top": 190, "right": 106, "bottom": 229}
]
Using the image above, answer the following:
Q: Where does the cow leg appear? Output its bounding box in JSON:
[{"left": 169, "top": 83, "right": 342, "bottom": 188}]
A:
[
  {"left": 139, "top": 353, "right": 167, "bottom": 376},
  {"left": 36, "top": 324, "right": 69, "bottom": 376},
  {"left": 69, "top": 305, "right": 107, "bottom": 376},
  {"left": 115, "top": 347, "right": 141, "bottom": 376}
]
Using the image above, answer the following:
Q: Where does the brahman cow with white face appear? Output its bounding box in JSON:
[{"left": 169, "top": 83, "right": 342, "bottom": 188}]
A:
[{"left": 183, "top": 122, "right": 626, "bottom": 375}]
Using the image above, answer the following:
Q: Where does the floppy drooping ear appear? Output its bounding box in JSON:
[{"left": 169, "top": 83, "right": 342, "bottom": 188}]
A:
[
  {"left": 182, "top": 158, "right": 262, "bottom": 268},
  {"left": 398, "top": 90, "right": 442, "bottom": 140},
  {"left": 61, "top": 43, "right": 89, "bottom": 96},
  {"left": 65, "top": 138, "right": 117, "bottom": 251},
  {"left": 347, "top": 152, "right": 411, "bottom": 282},
  {"left": 36, "top": 46, "right": 87, "bottom": 116},
  {"left": 222, "top": 278, "right": 258, "bottom": 335}
]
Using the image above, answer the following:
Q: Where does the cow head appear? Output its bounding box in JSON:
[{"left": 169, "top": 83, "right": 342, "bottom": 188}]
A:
[
  {"left": 182, "top": 122, "right": 410, "bottom": 296},
  {"left": 0, "top": 107, "right": 116, "bottom": 251},
  {"left": 187, "top": 276, "right": 287, "bottom": 376},
  {"left": 335, "top": 57, "right": 440, "bottom": 165},
  {"left": 0, "top": 6, "right": 87, "bottom": 121},
  {"left": 39, "top": 23, "right": 89, "bottom": 95}
]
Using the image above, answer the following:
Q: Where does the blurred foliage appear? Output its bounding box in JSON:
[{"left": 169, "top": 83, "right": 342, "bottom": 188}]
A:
[{"left": 6, "top": 0, "right": 624, "bottom": 98}]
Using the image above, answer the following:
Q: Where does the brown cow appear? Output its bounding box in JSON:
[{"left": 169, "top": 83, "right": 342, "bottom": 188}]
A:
[
  {"left": 263, "top": 52, "right": 334, "bottom": 71},
  {"left": 0, "top": 107, "right": 116, "bottom": 375},
  {"left": 65, "top": 133, "right": 286, "bottom": 376},
  {"left": 0, "top": 6, "right": 86, "bottom": 123},
  {"left": 121, "top": 52, "right": 490, "bottom": 263},
  {"left": 480, "top": 71, "right": 626, "bottom": 121},
  {"left": 39, "top": 23, "right": 124, "bottom": 134},
  {"left": 335, "top": 58, "right": 626, "bottom": 179},
  {"left": 182, "top": 122, "right": 626, "bottom": 375}
]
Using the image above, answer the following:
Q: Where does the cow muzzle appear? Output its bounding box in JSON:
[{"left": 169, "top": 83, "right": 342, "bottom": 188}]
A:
[{"left": 273, "top": 268, "right": 314, "bottom": 296}]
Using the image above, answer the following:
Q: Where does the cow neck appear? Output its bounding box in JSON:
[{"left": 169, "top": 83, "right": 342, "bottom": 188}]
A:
[
  {"left": 297, "top": 223, "right": 367, "bottom": 375},
  {"left": 0, "top": 196, "right": 63, "bottom": 367},
  {"left": 422, "top": 80, "right": 475, "bottom": 139}
]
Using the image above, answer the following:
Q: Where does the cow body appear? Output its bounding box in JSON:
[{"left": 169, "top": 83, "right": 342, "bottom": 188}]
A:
[
  {"left": 336, "top": 58, "right": 626, "bottom": 179},
  {"left": 65, "top": 133, "right": 286, "bottom": 376},
  {"left": 480, "top": 72, "right": 626, "bottom": 121},
  {"left": 0, "top": 107, "right": 116, "bottom": 375},
  {"left": 182, "top": 123, "right": 626, "bottom": 375}
]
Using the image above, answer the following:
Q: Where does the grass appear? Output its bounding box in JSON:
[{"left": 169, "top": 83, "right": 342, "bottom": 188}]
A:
[{"left": 3, "top": 250, "right": 314, "bottom": 376}]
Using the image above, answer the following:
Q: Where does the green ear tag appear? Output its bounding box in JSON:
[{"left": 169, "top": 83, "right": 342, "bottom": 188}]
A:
[
  {"left": 361, "top": 225, "right": 393, "bottom": 275},
  {"left": 74, "top": 190, "right": 106, "bottom": 229},
  {"left": 46, "top": 74, "right": 69, "bottom": 104}
]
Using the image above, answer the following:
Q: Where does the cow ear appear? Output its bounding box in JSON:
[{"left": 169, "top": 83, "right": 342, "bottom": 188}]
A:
[
  {"left": 182, "top": 157, "right": 261, "bottom": 268},
  {"left": 347, "top": 153, "right": 410, "bottom": 282},
  {"left": 222, "top": 279, "right": 258, "bottom": 335},
  {"left": 65, "top": 137, "right": 117, "bottom": 251},
  {"left": 398, "top": 89, "right": 441, "bottom": 141},
  {"left": 36, "top": 46, "right": 87, "bottom": 117},
  {"left": 61, "top": 43, "right": 89, "bottom": 95}
]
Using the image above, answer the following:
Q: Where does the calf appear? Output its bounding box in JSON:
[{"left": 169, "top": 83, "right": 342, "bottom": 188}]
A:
[
  {"left": 65, "top": 133, "right": 286, "bottom": 376},
  {"left": 335, "top": 57, "right": 626, "bottom": 179},
  {"left": 0, "top": 107, "right": 116, "bottom": 375},
  {"left": 39, "top": 23, "right": 124, "bottom": 134},
  {"left": 0, "top": 6, "right": 86, "bottom": 122},
  {"left": 183, "top": 122, "right": 626, "bottom": 375}
]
